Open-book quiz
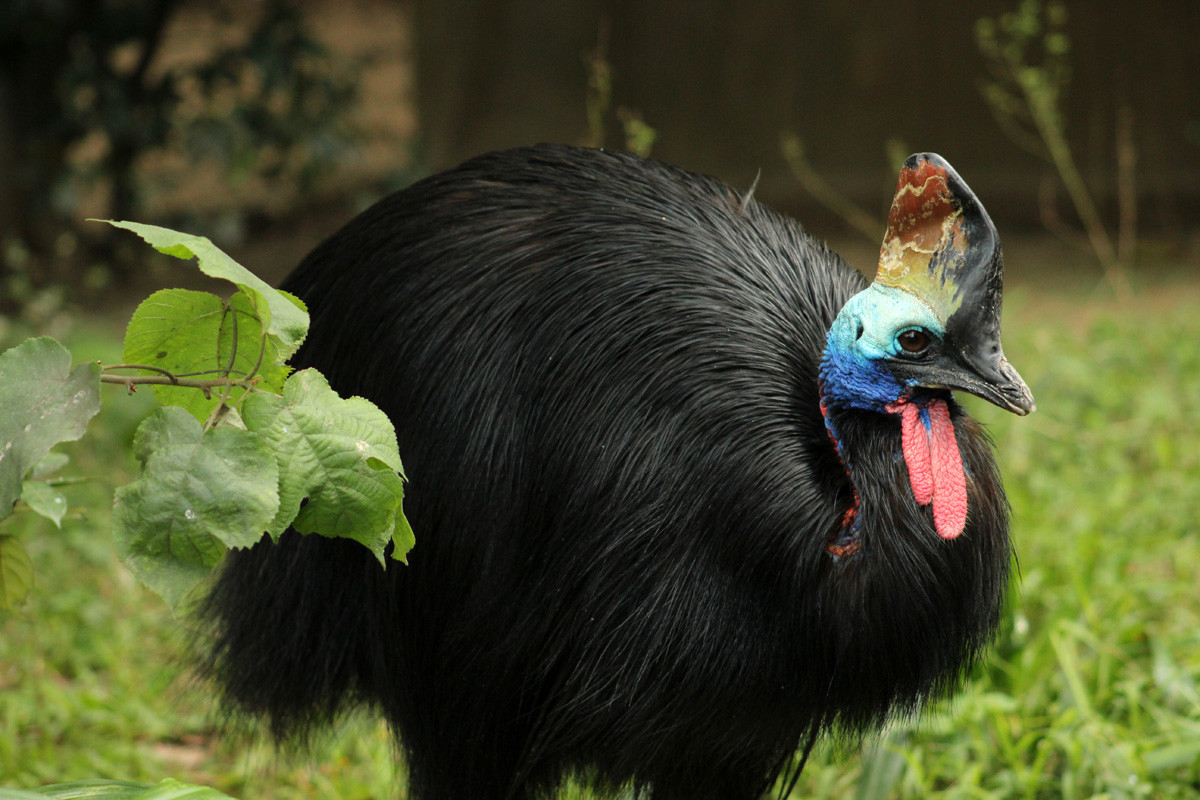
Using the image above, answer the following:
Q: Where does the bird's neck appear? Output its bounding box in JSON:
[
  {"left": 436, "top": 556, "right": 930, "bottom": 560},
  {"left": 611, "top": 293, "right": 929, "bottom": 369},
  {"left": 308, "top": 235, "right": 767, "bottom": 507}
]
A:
[
  {"left": 799, "top": 403, "right": 1013, "bottom": 732},
  {"left": 818, "top": 356, "right": 969, "bottom": 545}
]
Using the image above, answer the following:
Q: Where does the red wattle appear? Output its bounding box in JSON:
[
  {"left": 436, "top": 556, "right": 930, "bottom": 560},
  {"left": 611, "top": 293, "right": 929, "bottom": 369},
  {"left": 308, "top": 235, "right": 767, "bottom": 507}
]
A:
[
  {"left": 886, "top": 398, "right": 968, "bottom": 540},
  {"left": 890, "top": 401, "right": 934, "bottom": 505},
  {"left": 926, "top": 399, "right": 967, "bottom": 539}
]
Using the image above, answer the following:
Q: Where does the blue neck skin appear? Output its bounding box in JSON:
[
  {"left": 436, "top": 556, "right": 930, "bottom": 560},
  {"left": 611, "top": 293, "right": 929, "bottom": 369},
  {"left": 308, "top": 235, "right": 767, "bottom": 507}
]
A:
[
  {"left": 818, "top": 284, "right": 947, "bottom": 537},
  {"left": 818, "top": 283, "right": 946, "bottom": 413}
]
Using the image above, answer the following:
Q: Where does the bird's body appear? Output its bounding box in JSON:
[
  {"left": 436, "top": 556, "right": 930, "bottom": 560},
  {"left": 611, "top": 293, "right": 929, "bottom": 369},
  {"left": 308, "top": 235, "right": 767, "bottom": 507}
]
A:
[{"left": 202, "top": 145, "right": 1030, "bottom": 800}]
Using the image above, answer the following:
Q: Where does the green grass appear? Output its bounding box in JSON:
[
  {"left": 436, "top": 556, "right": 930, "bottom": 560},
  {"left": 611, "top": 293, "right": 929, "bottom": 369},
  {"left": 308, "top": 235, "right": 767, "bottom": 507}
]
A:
[{"left": 4, "top": 275, "right": 1200, "bottom": 799}]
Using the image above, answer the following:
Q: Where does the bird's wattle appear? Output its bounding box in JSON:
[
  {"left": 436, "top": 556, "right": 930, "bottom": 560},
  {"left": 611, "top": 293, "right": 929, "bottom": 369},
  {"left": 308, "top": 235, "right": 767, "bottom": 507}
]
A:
[
  {"left": 817, "top": 374, "right": 970, "bottom": 545},
  {"left": 885, "top": 397, "right": 967, "bottom": 539}
]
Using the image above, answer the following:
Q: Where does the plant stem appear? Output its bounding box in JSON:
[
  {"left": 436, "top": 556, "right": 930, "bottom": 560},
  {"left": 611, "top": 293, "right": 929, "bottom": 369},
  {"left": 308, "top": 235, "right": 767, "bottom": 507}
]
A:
[
  {"left": 99, "top": 374, "right": 256, "bottom": 395},
  {"left": 780, "top": 132, "right": 881, "bottom": 243},
  {"left": 1023, "top": 81, "right": 1117, "bottom": 269},
  {"left": 1115, "top": 99, "right": 1137, "bottom": 273}
]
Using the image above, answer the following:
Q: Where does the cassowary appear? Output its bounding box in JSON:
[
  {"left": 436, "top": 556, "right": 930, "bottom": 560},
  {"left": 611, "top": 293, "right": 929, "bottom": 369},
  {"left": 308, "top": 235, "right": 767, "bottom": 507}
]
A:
[{"left": 201, "top": 144, "right": 1034, "bottom": 800}]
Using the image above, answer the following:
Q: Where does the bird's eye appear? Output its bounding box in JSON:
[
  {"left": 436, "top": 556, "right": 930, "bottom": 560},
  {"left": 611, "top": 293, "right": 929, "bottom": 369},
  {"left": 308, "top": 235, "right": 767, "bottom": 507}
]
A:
[{"left": 897, "top": 328, "right": 930, "bottom": 353}]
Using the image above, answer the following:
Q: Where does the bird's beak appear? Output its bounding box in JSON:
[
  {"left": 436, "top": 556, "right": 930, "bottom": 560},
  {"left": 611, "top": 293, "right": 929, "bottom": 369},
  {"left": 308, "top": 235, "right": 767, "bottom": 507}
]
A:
[
  {"left": 940, "top": 351, "right": 1036, "bottom": 416},
  {"left": 906, "top": 339, "right": 1035, "bottom": 416}
]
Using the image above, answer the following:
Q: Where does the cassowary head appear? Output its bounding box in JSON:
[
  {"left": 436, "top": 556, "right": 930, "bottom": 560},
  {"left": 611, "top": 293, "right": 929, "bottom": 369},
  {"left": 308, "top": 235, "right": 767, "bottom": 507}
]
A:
[{"left": 820, "top": 153, "right": 1035, "bottom": 540}]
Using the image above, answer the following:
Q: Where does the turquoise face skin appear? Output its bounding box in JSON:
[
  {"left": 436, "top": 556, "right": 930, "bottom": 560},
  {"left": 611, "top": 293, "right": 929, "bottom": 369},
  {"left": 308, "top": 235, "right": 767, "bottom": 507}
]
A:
[{"left": 819, "top": 284, "right": 947, "bottom": 412}]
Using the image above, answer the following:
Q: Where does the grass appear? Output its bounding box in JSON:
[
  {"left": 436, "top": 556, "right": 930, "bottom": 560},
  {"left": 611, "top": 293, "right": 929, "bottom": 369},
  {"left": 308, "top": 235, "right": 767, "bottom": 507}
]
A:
[{"left": 4, "top": 271, "right": 1200, "bottom": 798}]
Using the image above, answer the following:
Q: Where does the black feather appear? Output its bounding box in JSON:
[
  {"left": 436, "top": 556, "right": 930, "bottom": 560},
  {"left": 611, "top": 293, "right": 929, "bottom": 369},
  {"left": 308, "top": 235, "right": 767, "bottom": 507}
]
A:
[{"left": 199, "top": 144, "right": 1011, "bottom": 800}]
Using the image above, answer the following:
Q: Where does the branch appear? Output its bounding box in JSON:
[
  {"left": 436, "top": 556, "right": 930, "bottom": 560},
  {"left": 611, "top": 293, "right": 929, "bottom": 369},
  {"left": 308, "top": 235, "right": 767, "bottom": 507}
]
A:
[
  {"left": 1037, "top": 175, "right": 1091, "bottom": 254},
  {"left": 1023, "top": 81, "right": 1119, "bottom": 271},
  {"left": 104, "top": 362, "right": 252, "bottom": 377},
  {"left": 100, "top": 372, "right": 258, "bottom": 397},
  {"left": 780, "top": 132, "right": 882, "bottom": 243},
  {"left": 1115, "top": 98, "right": 1137, "bottom": 272}
]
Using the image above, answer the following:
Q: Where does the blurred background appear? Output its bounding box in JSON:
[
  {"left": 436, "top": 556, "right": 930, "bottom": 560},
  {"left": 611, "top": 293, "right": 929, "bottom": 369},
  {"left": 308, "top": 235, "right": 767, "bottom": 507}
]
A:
[
  {"left": 2, "top": 0, "right": 1198, "bottom": 303},
  {"left": 4, "top": 1, "right": 1200, "bottom": 799}
]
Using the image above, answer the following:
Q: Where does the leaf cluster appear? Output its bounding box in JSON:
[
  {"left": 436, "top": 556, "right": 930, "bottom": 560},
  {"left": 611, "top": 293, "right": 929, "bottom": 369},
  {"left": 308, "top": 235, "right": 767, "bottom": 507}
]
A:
[
  {"left": 1, "top": 222, "right": 412, "bottom": 616},
  {"left": 0, "top": 337, "right": 100, "bottom": 612}
]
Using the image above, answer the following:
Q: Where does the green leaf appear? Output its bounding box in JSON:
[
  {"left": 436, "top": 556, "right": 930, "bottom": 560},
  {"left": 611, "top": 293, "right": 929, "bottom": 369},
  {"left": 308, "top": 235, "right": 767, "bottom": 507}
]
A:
[
  {"left": 0, "top": 533, "right": 34, "bottom": 614},
  {"left": 121, "top": 289, "right": 289, "bottom": 422},
  {"left": 23, "top": 778, "right": 238, "bottom": 799},
  {"left": 31, "top": 451, "right": 70, "bottom": 479},
  {"left": 20, "top": 480, "right": 68, "bottom": 528},
  {"left": 0, "top": 337, "right": 101, "bottom": 522},
  {"left": 242, "top": 369, "right": 408, "bottom": 563},
  {"left": 854, "top": 729, "right": 910, "bottom": 800},
  {"left": 391, "top": 502, "right": 415, "bottom": 564},
  {"left": 101, "top": 220, "right": 308, "bottom": 360},
  {"left": 113, "top": 406, "right": 279, "bottom": 613}
]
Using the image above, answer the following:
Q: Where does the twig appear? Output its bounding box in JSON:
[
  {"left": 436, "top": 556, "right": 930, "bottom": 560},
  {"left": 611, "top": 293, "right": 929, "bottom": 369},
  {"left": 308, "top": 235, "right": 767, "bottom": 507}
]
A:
[
  {"left": 1115, "top": 97, "right": 1137, "bottom": 273},
  {"left": 104, "top": 363, "right": 252, "bottom": 379},
  {"left": 780, "top": 132, "right": 882, "bottom": 243},
  {"left": 583, "top": 19, "right": 612, "bottom": 150},
  {"left": 245, "top": 331, "right": 269, "bottom": 385},
  {"left": 1021, "top": 77, "right": 1118, "bottom": 269},
  {"left": 219, "top": 299, "right": 240, "bottom": 376},
  {"left": 1037, "top": 175, "right": 1091, "bottom": 253},
  {"left": 99, "top": 374, "right": 258, "bottom": 395}
]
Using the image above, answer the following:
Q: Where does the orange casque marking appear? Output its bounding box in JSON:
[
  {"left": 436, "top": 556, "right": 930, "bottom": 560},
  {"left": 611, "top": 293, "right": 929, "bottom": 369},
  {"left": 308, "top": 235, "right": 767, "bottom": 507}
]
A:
[
  {"left": 875, "top": 159, "right": 970, "bottom": 327},
  {"left": 885, "top": 160, "right": 955, "bottom": 253}
]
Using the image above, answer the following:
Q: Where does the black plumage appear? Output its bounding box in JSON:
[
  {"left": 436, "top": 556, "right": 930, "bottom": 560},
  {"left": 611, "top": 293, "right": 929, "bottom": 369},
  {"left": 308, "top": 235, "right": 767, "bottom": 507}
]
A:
[{"left": 201, "top": 144, "right": 1016, "bottom": 800}]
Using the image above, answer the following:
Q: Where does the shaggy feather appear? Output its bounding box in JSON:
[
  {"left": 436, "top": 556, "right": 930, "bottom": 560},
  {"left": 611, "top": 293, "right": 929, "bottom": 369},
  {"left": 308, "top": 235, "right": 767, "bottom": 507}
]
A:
[{"left": 199, "top": 144, "right": 1012, "bottom": 800}]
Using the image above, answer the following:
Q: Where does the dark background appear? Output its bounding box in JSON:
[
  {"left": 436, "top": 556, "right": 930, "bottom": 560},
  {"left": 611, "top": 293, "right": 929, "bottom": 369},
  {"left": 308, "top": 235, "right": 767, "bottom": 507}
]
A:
[
  {"left": 417, "top": 0, "right": 1198, "bottom": 229},
  {"left": 2, "top": 0, "right": 1197, "bottom": 300}
]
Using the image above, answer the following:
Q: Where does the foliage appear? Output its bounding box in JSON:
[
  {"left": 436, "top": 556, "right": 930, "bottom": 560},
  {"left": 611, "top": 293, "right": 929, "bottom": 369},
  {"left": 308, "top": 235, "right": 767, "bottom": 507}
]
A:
[
  {"left": 976, "top": 0, "right": 1136, "bottom": 294},
  {"left": 0, "top": 0, "right": 357, "bottom": 294},
  {"left": 183, "top": 3, "right": 358, "bottom": 192},
  {"left": 0, "top": 222, "right": 411, "bottom": 617},
  {"left": 0, "top": 338, "right": 102, "bottom": 611},
  {"left": 582, "top": 23, "right": 657, "bottom": 158},
  {"left": 0, "top": 778, "right": 235, "bottom": 799}
]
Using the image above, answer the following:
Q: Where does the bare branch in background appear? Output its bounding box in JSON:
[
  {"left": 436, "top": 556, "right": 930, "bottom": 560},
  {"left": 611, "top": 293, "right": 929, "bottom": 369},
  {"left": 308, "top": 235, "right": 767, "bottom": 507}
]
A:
[
  {"left": 977, "top": 0, "right": 1134, "bottom": 299},
  {"left": 779, "top": 132, "right": 882, "bottom": 243}
]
